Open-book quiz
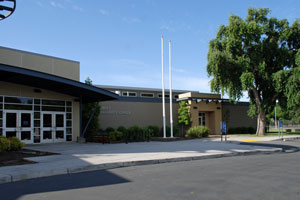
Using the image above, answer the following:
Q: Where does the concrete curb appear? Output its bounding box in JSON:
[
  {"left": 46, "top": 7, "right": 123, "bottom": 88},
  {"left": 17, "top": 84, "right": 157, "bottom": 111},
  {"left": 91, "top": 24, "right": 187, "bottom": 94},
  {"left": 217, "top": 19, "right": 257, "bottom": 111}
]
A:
[
  {"left": 277, "top": 137, "right": 300, "bottom": 141},
  {"left": 0, "top": 148, "right": 282, "bottom": 184}
]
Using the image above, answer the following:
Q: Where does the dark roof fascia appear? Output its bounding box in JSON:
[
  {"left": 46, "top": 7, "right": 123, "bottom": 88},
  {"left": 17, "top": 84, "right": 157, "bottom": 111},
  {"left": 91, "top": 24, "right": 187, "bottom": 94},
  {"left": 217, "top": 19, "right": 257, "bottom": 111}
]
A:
[
  {"left": 111, "top": 96, "right": 178, "bottom": 103},
  {"left": 177, "top": 97, "right": 250, "bottom": 105},
  {"left": 177, "top": 97, "right": 229, "bottom": 102},
  {"left": 0, "top": 64, "right": 119, "bottom": 102},
  {"left": 96, "top": 84, "right": 198, "bottom": 93}
]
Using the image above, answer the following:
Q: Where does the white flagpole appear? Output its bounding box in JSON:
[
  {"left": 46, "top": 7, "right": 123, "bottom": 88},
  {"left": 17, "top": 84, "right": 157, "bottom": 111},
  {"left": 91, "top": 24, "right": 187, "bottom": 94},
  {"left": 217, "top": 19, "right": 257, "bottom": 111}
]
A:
[
  {"left": 169, "top": 40, "right": 173, "bottom": 138},
  {"left": 161, "top": 35, "right": 166, "bottom": 138}
]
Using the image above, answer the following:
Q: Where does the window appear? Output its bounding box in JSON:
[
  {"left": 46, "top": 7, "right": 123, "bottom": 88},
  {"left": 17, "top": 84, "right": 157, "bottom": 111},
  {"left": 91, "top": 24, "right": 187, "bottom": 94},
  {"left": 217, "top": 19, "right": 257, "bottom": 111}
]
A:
[
  {"left": 174, "top": 94, "right": 179, "bottom": 99},
  {"left": 5, "top": 97, "right": 33, "bottom": 104},
  {"left": 42, "top": 99, "right": 65, "bottom": 106},
  {"left": 158, "top": 94, "right": 170, "bottom": 98},
  {"left": 140, "top": 93, "right": 154, "bottom": 98},
  {"left": 198, "top": 112, "right": 206, "bottom": 126},
  {"left": 122, "top": 91, "right": 137, "bottom": 97},
  {"left": 112, "top": 91, "right": 121, "bottom": 96}
]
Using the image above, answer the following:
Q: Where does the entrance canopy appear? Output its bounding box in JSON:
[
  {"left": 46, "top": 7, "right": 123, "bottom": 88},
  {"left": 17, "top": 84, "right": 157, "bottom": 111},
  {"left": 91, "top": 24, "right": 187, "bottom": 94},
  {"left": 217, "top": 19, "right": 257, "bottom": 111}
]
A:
[{"left": 0, "top": 64, "right": 119, "bottom": 103}]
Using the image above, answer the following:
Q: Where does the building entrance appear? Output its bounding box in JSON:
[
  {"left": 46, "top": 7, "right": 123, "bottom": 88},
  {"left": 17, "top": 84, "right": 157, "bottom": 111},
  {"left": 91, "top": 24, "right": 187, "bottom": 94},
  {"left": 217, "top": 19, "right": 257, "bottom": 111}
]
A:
[
  {"left": 41, "top": 112, "right": 66, "bottom": 143},
  {"left": 3, "top": 110, "right": 33, "bottom": 144},
  {"left": 1, "top": 95, "right": 73, "bottom": 144}
]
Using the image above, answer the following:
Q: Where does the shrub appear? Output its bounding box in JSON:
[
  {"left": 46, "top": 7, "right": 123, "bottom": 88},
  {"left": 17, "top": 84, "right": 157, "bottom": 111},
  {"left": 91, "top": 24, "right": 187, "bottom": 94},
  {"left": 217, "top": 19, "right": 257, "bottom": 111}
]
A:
[
  {"left": 109, "top": 130, "right": 123, "bottom": 141},
  {"left": 105, "top": 127, "right": 115, "bottom": 133},
  {"left": 160, "top": 125, "right": 180, "bottom": 137},
  {"left": 173, "top": 124, "right": 180, "bottom": 137},
  {"left": 128, "top": 126, "right": 144, "bottom": 141},
  {"left": 117, "top": 126, "right": 128, "bottom": 140},
  {"left": 160, "top": 126, "right": 170, "bottom": 137},
  {"left": 186, "top": 126, "right": 210, "bottom": 138},
  {"left": 0, "top": 137, "right": 10, "bottom": 152},
  {"left": 8, "top": 137, "right": 25, "bottom": 151},
  {"left": 117, "top": 126, "right": 127, "bottom": 134},
  {"left": 147, "top": 125, "right": 160, "bottom": 137}
]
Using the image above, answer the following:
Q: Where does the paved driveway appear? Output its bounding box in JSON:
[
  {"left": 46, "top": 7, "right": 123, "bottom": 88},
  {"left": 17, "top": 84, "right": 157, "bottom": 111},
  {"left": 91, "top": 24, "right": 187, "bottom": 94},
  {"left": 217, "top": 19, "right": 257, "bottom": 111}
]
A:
[{"left": 0, "top": 139, "right": 281, "bottom": 183}]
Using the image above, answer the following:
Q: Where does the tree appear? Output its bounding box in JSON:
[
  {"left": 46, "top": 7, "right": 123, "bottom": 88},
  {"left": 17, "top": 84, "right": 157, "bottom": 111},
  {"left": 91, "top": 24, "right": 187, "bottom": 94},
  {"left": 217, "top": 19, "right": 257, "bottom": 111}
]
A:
[
  {"left": 178, "top": 101, "right": 192, "bottom": 136},
  {"left": 265, "top": 104, "right": 290, "bottom": 125},
  {"left": 82, "top": 77, "right": 101, "bottom": 138},
  {"left": 207, "top": 8, "right": 300, "bottom": 135},
  {"left": 274, "top": 50, "right": 300, "bottom": 123}
]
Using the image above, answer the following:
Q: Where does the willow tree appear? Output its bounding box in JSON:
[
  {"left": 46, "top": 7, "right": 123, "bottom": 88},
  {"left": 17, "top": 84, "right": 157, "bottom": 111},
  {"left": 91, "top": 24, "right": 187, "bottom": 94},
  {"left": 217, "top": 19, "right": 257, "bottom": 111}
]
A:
[
  {"left": 274, "top": 50, "right": 300, "bottom": 123},
  {"left": 207, "top": 8, "right": 300, "bottom": 135}
]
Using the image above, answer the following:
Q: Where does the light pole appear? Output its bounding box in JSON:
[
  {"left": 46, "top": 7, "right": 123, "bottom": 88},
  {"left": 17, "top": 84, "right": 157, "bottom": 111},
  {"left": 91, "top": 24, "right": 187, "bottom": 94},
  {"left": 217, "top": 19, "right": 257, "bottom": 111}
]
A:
[{"left": 274, "top": 100, "right": 278, "bottom": 129}]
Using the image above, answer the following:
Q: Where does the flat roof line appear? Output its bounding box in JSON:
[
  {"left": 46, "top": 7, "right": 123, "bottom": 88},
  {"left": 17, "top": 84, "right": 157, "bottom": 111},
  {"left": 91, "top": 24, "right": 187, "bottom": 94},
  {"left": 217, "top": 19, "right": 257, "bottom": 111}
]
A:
[
  {"left": 0, "top": 46, "right": 80, "bottom": 64},
  {"left": 96, "top": 85, "right": 199, "bottom": 93}
]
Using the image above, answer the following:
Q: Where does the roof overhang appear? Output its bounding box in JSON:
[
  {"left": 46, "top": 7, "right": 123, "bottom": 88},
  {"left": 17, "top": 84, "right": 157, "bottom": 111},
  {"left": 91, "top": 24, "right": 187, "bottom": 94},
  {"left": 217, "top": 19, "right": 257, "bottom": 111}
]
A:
[
  {"left": 0, "top": 64, "right": 119, "bottom": 103},
  {"left": 177, "top": 97, "right": 228, "bottom": 104}
]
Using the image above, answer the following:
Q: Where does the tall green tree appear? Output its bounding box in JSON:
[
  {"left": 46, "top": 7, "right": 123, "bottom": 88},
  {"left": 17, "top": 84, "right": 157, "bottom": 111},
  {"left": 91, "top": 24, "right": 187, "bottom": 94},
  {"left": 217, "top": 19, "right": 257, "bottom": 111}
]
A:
[
  {"left": 207, "top": 8, "right": 300, "bottom": 135},
  {"left": 82, "top": 77, "right": 101, "bottom": 138},
  {"left": 274, "top": 50, "right": 300, "bottom": 123},
  {"left": 178, "top": 101, "right": 191, "bottom": 136}
]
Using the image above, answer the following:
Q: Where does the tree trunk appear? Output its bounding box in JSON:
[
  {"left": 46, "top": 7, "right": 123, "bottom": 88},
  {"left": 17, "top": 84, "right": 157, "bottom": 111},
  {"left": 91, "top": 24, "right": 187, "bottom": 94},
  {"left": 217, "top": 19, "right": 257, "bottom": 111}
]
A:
[{"left": 256, "top": 110, "right": 266, "bottom": 136}]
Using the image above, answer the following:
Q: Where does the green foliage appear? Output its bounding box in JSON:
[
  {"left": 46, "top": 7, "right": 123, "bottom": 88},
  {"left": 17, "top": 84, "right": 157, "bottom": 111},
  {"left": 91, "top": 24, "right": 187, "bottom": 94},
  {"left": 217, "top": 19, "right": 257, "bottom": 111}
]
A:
[
  {"left": 128, "top": 125, "right": 144, "bottom": 141},
  {"left": 0, "top": 137, "right": 24, "bottom": 152},
  {"left": 186, "top": 126, "right": 210, "bottom": 138},
  {"left": 173, "top": 124, "right": 180, "bottom": 137},
  {"left": 228, "top": 127, "right": 256, "bottom": 134},
  {"left": 0, "top": 137, "right": 10, "bottom": 152},
  {"left": 117, "top": 126, "right": 127, "bottom": 134},
  {"left": 159, "top": 125, "right": 180, "bottom": 137},
  {"left": 82, "top": 77, "right": 101, "bottom": 138},
  {"left": 8, "top": 137, "right": 25, "bottom": 151},
  {"left": 146, "top": 125, "right": 160, "bottom": 137},
  {"left": 266, "top": 104, "right": 290, "bottom": 124},
  {"left": 109, "top": 131, "right": 123, "bottom": 141},
  {"left": 105, "top": 127, "right": 115, "bottom": 133},
  {"left": 274, "top": 54, "right": 300, "bottom": 123},
  {"left": 178, "top": 101, "right": 191, "bottom": 125},
  {"left": 207, "top": 8, "right": 300, "bottom": 135},
  {"left": 117, "top": 126, "right": 128, "bottom": 140}
]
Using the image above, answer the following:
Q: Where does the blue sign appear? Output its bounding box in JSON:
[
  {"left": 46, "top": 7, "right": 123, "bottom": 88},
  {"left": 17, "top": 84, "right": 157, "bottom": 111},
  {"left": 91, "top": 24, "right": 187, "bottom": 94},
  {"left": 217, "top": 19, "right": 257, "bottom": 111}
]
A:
[
  {"left": 279, "top": 121, "right": 283, "bottom": 128},
  {"left": 221, "top": 121, "right": 226, "bottom": 133}
]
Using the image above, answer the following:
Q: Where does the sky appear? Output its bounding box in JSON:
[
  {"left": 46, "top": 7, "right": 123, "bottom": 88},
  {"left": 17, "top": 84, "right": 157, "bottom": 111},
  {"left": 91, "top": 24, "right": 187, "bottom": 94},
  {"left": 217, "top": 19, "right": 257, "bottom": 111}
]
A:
[{"left": 1, "top": 0, "right": 299, "bottom": 101}]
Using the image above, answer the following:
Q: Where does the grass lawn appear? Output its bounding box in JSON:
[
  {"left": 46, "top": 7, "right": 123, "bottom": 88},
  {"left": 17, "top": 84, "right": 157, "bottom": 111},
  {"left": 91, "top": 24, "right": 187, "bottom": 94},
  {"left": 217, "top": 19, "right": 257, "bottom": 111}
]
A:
[{"left": 228, "top": 132, "right": 300, "bottom": 137}]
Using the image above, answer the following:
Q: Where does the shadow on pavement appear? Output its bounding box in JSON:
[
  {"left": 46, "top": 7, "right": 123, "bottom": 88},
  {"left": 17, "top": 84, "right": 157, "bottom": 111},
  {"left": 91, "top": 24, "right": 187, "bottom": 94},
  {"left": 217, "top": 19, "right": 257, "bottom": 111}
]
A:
[{"left": 0, "top": 170, "right": 130, "bottom": 200}]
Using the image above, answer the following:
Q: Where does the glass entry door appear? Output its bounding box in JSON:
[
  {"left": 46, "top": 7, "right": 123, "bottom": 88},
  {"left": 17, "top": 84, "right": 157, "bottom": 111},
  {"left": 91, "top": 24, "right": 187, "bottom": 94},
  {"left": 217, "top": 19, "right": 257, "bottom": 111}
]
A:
[
  {"left": 41, "top": 112, "right": 65, "bottom": 143},
  {"left": 4, "top": 111, "right": 33, "bottom": 144},
  {"left": 198, "top": 112, "right": 206, "bottom": 126}
]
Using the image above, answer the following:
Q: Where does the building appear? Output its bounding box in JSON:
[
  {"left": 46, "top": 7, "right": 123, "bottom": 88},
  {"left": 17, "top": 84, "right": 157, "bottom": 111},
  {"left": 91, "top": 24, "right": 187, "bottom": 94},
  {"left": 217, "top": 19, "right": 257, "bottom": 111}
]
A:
[
  {"left": 0, "top": 46, "right": 257, "bottom": 144},
  {"left": 0, "top": 46, "right": 118, "bottom": 144},
  {"left": 98, "top": 85, "right": 257, "bottom": 135},
  {"left": 98, "top": 85, "right": 197, "bottom": 130}
]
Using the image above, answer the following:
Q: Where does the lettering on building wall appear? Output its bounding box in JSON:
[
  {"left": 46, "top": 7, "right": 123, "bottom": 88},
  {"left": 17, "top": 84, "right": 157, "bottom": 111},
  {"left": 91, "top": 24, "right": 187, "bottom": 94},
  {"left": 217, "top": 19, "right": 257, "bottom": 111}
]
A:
[{"left": 101, "top": 105, "right": 131, "bottom": 115}]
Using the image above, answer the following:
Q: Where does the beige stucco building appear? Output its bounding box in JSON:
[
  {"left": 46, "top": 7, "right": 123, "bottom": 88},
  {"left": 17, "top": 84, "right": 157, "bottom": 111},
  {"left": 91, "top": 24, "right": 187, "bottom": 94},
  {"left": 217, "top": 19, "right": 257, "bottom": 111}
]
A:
[
  {"left": 0, "top": 46, "right": 117, "bottom": 144},
  {"left": 0, "top": 46, "right": 257, "bottom": 143},
  {"left": 178, "top": 92, "right": 222, "bottom": 134},
  {"left": 98, "top": 86, "right": 256, "bottom": 135}
]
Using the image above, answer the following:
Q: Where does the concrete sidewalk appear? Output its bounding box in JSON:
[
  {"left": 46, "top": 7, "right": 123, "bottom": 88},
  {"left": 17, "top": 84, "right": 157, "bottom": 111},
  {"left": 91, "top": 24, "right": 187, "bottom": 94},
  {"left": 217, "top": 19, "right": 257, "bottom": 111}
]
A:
[
  {"left": 0, "top": 139, "right": 283, "bottom": 184},
  {"left": 211, "top": 135, "right": 300, "bottom": 142}
]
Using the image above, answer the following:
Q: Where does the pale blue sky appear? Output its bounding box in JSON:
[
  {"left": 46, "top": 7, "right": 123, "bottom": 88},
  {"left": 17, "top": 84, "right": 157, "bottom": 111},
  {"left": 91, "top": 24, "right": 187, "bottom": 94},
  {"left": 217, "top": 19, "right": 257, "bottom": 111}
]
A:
[{"left": 1, "top": 0, "right": 299, "bottom": 101}]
